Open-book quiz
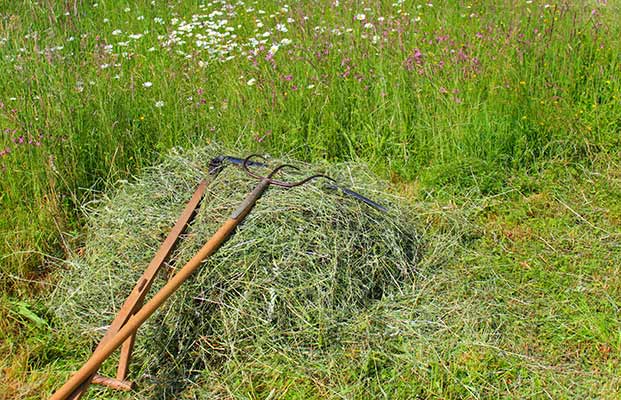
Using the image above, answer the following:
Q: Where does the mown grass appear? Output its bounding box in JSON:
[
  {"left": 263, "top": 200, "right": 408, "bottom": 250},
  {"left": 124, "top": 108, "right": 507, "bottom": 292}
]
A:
[{"left": 1, "top": 0, "right": 621, "bottom": 398}]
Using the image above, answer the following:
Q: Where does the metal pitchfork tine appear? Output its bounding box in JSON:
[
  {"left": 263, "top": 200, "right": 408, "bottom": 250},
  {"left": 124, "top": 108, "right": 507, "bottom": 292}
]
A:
[
  {"left": 242, "top": 154, "right": 388, "bottom": 212},
  {"left": 50, "top": 155, "right": 385, "bottom": 400}
]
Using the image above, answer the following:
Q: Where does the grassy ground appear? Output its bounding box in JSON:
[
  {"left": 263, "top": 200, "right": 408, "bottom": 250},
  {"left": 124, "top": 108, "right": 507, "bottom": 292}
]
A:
[{"left": 1, "top": 0, "right": 620, "bottom": 398}]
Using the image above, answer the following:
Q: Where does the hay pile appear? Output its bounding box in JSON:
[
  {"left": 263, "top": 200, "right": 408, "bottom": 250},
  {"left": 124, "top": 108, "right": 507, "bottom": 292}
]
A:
[{"left": 49, "top": 144, "right": 420, "bottom": 398}]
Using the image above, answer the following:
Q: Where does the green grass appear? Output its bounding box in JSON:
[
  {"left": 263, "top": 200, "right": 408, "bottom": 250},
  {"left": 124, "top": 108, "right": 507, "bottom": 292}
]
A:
[{"left": 1, "top": 0, "right": 621, "bottom": 398}]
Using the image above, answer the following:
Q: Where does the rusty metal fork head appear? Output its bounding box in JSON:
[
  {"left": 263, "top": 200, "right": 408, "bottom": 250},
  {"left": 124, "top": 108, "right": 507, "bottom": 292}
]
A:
[
  {"left": 242, "top": 154, "right": 336, "bottom": 188},
  {"left": 241, "top": 154, "right": 387, "bottom": 212}
]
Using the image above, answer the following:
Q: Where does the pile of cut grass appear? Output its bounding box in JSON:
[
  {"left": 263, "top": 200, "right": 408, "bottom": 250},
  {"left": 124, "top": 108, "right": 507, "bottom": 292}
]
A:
[{"left": 48, "top": 144, "right": 419, "bottom": 398}]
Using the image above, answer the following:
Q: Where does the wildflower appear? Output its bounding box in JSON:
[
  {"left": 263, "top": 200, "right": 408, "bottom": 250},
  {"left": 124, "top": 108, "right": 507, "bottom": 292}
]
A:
[
  {"left": 404, "top": 48, "right": 423, "bottom": 71},
  {"left": 247, "top": 78, "right": 256, "bottom": 86},
  {"left": 129, "top": 33, "right": 143, "bottom": 40},
  {"left": 307, "top": 84, "right": 315, "bottom": 89},
  {"left": 155, "top": 100, "right": 165, "bottom": 108},
  {"left": 355, "top": 13, "right": 366, "bottom": 21},
  {"left": 143, "top": 81, "right": 153, "bottom": 88},
  {"left": 364, "top": 22, "right": 374, "bottom": 29},
  {"left": 269, "top": 44, "right": 279, "bottom": 55},
  {"left": 276, "top": 23, "right": 288, "bottom": 33},
  {"left": 280, "top": 38, "right": 292, "bottom": 45},
  {"left": 112, "top": 29, "right": 122, "bottom": 36}
]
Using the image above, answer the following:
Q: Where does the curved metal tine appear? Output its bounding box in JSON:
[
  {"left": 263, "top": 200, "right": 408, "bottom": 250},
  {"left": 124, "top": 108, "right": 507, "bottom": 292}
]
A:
[
  {"left": 267, "top": 164, "right": 299, "bottom": 179},
  {"left": 269, "top": 173, "right": 336, "bottom": 188},
  {"left": 242, "top": 155, "right": 338, "bottom": 189},
  {"left": 241, "top": 155, "right": 303, "bottom": 185},
  {"left": 325, "top": 184, "right": 388, "bottom": 212},
  {"left": 242, "top": 154, "right": 271, "bottom": 181}
]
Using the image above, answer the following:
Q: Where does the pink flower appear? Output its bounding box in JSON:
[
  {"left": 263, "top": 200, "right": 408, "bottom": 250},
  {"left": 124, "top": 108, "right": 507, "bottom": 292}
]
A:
[{"left": 404, "top": 48, "right": 423, "bottom": 71}]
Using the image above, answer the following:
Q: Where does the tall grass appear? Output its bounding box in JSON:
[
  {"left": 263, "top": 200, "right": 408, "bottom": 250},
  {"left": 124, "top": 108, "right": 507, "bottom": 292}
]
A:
[{"left": 1, "top": 0, "right": 620, "bottom": 285}]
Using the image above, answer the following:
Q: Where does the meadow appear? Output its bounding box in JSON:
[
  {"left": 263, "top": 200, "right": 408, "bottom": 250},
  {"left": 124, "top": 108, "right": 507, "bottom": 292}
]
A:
[{"left": 1, "top": 0, "right": 620, "bottom": 398}]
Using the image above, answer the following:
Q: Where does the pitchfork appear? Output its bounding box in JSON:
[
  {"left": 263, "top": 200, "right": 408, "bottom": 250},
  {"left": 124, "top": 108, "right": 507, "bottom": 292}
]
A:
[{"left": 51, "top": 155, "right": 385, "bottom": 400}]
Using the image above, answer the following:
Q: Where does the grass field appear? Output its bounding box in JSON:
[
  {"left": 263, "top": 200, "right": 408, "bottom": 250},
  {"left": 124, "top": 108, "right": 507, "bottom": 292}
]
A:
[{"left": 1, "top": 0, "right": 620, "bottom": 398}]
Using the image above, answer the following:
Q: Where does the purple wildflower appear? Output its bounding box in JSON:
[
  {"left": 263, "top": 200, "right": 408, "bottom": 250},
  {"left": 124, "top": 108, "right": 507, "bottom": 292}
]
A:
[{"left": 404, "top": 48, "right": 423, "bottom": 71}]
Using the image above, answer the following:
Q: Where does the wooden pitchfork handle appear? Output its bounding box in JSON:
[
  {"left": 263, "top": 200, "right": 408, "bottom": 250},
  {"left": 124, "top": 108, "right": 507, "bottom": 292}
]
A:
[
  {"left": 50, "top": 177, "right": 271, "bottom": 400},
  {"left": 66, "top": 179, "right": 209, "bottom": 400}
]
